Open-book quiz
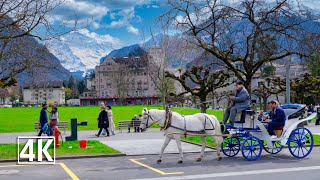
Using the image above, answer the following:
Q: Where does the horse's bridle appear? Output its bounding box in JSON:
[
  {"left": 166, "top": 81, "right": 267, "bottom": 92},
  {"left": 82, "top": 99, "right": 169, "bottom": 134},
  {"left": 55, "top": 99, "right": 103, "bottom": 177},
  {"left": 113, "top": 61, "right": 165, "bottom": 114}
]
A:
[{"left": 141, "top": 111, "right": 160, "bottom": 129}]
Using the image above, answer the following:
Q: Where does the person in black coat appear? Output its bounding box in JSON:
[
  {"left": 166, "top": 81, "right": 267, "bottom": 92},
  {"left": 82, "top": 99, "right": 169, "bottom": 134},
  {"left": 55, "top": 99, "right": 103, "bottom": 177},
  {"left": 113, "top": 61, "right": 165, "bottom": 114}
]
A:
[{"left": 95, "top": 103, "right": 110, "bottom": 137}]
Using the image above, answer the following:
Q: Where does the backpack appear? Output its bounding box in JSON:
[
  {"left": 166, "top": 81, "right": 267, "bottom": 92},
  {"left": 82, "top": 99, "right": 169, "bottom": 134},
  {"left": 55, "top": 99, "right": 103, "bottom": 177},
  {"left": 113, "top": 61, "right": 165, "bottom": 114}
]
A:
[{"left": 42, "top": 123, "right": 53, "bottom": 136}]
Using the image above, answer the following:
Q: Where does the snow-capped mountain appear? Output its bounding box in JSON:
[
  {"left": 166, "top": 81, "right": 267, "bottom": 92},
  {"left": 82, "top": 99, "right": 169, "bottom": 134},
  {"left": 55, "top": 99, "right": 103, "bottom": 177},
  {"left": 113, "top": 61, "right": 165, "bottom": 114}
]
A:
[
  {"left": 100, "top": 33, "right": 202, "bottom": 68},
  {"left": 46, "top": 38, "right": 86, "bottom": 72},
  {"left": 47, "top": 29, "right": 121, "bottom": 73}
]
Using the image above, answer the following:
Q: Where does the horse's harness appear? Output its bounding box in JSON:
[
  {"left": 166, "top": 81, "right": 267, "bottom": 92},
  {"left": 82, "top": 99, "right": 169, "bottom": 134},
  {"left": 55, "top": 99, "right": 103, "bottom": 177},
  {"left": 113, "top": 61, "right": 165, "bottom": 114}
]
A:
[{"left": 162, "top": 110, "right": 215, "bottom": 137}]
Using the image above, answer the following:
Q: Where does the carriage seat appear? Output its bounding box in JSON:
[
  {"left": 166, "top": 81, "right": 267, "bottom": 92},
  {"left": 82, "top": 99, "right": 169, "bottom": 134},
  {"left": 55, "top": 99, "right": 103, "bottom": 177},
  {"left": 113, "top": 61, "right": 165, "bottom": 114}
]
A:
[{"left": 234, "top": 108, "right": 254, "bottom": 123}]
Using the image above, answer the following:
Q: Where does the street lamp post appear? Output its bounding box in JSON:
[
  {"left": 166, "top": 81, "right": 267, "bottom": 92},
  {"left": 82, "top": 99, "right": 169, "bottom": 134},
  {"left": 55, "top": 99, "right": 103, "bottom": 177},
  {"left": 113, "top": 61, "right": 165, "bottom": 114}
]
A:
[{"left": 285, "top": 58, "right": 291, "bottom": 104}]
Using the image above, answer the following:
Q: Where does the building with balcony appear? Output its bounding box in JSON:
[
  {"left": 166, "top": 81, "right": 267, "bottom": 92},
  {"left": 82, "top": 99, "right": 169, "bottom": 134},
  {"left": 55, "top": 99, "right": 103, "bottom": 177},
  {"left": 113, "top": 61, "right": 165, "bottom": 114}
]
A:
[
  {"left": 23, "top": 81, "right": 65, "bottom": 105},
  {"left": 80, "top": 48, "right": 164, "bottom": 106}
]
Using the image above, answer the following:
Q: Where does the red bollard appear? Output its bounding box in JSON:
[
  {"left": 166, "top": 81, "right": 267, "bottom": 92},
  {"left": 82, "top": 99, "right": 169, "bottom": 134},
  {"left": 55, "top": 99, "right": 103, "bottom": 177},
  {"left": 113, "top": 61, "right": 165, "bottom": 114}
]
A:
[{"left": 54, "top": 126, "right": 60, "bottom": 148}]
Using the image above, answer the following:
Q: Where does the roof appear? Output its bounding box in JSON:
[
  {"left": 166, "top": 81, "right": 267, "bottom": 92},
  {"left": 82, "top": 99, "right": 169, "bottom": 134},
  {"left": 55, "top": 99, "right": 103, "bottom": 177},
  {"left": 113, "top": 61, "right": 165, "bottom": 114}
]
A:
[{"left": 23, "top": 81, "right": 64, "bottom": 89}]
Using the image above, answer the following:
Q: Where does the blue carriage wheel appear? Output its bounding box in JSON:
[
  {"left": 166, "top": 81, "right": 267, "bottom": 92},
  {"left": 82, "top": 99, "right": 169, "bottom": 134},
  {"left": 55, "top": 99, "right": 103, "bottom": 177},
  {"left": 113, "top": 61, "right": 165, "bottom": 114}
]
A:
[
  {"left": 221, "top": 137, "right": 240, "bottom": 157},
  {"left": 241, "top": 136, "right": 263, "bottom": 161},
  {"left": 288, "top": 128, "right": 314, "bottom": 158},
  {"left": 263, "top": 140, "right": 283, "bottom": 154}
]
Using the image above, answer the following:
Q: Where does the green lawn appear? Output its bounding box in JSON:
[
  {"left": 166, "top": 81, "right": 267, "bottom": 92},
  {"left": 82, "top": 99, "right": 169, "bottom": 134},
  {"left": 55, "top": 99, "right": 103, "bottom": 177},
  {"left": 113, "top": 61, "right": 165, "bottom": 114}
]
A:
[
  {"left": 0, "top": 106, "right": 223, "bottom": 133},
  {"left": 0, "top": 140, "right": 121, "bottom": 160},
  {"left": 182, "top": 134, "right": 320, "bottom": 148}
]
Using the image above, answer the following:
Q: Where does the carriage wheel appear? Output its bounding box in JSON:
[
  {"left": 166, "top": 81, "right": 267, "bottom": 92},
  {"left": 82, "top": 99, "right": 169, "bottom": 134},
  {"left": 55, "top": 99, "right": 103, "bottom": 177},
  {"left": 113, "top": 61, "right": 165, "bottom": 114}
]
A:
[
  {"left": 288, "top": 128, "right": 314, "bottom": 158},
  {"left": 241, "top": 136, "right": 262, "bottom": 161},
  {"left": 221, "top": 137, "right": 240, "bottom": 157},
  {"left": 236, "top": 133, "right": 247, "bottom": 144},
  {"left": 262, "top": 140, "right": 283, "bottom": 154}
]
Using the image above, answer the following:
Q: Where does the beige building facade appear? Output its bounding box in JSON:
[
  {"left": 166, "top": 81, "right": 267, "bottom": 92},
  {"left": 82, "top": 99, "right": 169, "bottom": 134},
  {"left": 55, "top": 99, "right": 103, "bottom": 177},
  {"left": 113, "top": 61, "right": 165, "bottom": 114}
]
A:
[
  {"left": 80, "top": 48, "right": 165, "bottom": 106},
  {"left": 23, "top": 81, "right": 65, "bottom": 105}
]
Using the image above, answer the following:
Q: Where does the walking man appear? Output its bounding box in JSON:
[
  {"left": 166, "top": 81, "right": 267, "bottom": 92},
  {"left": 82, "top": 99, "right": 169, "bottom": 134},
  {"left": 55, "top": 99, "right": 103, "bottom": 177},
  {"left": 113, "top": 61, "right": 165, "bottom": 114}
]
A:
[{"left": 38, "top": 103, "right": 48, "bottom": 136}]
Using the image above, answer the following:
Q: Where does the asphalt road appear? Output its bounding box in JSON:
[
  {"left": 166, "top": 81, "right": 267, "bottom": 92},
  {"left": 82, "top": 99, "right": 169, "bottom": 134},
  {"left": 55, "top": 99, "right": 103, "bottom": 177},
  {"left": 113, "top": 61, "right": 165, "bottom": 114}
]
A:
[{"left": 1, "top": 147, "right": 320, "bottom": 180}]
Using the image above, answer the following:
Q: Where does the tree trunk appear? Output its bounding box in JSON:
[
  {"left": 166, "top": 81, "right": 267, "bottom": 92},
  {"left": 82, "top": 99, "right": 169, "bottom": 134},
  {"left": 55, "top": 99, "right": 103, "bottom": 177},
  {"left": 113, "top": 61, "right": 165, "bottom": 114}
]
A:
[
  {"left": 259, "top": 97, "right": 262, "bottom": 111},
  {"left": 244, "top": 79, "right": 252, "bottom": 97},
  {"left": 162, "top": 95, "right": 166, "bottom": 109},
  {"left": 200, "top": 97, "right": 207, "bottom": 113},
  {"left": 263, "top": 97, "right": 268, "bottom": 112}
]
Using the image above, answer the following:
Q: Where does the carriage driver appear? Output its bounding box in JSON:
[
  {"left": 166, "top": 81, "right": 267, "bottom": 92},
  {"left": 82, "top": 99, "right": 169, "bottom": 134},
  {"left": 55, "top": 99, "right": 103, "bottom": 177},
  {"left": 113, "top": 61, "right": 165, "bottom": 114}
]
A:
[
  {"left": 265, "top": 100, "right": 286, "bottom": 138},
  {"left": 223, "top": 81, "right": 250, "bottom": 124}
]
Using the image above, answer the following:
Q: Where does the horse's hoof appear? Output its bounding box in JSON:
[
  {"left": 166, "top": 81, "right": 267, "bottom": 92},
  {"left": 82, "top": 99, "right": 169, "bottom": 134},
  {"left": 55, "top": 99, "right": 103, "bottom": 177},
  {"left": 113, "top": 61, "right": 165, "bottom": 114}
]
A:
[
  {"left": 196, "top": 158, "right": 202, "bottom": 162},
  {"left": 217, "top": 157, "right": 222, "bottom": 161},
  {"left": 178, "top": 160, "right": 183, "bottom": 164},
  {"left": 157, "top": 160, "right": 162, "bottom": 164}
]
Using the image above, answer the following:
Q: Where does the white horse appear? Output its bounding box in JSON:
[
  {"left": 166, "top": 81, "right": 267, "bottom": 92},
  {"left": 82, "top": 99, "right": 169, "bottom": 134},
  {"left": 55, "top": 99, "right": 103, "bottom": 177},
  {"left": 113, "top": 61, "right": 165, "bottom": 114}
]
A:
[{"left": 139, "top": 108, "right": 223, "bottom": 164}]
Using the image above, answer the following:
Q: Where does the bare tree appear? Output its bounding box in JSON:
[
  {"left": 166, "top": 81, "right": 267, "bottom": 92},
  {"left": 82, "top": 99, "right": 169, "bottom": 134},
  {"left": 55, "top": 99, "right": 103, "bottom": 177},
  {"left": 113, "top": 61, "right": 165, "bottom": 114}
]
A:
[
  {"left": 161, "top": 0, "right": 320, "bottom": 94},
  {"left": 143, "top": 30, "right": 177, "bottom": 108},
  {"left": 0, "top": 88, "right": 9, "bottom": 104},
  {"left": 214, "top": 91, "right": 234, "bottom": 108},
  {"left": 0, "top": 0, "right": 78, "bottom": 88},
  {"left": 113, "top": 65, "right": 129, "bottom": 105},
  {"left": 166, "top": 66, "right": 231, "bottom": 113}
]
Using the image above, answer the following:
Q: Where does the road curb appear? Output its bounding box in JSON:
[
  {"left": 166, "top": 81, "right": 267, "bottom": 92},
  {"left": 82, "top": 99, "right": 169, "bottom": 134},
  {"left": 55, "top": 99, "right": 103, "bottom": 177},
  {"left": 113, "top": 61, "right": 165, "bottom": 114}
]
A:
[{"left": 0, "top": 154, "right": 126, "bottom": 163}]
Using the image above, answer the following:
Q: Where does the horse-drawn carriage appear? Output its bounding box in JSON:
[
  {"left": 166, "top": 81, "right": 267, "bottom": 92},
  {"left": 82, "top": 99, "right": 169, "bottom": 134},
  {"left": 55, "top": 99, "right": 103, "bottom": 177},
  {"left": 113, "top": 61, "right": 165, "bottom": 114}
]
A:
[
  {"left": 221, "top": 104, "right": 317, "bottom": 161},
  {"left": 139, "top": 104, "right": 317, "bottom": 163}
]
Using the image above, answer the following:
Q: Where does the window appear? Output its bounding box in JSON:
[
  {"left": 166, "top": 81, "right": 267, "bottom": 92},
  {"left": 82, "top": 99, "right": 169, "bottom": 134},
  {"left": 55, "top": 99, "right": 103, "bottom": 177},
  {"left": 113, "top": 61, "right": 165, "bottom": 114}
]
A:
[{"left": 102, "top": 92, "right": 104, "bottom": 97}]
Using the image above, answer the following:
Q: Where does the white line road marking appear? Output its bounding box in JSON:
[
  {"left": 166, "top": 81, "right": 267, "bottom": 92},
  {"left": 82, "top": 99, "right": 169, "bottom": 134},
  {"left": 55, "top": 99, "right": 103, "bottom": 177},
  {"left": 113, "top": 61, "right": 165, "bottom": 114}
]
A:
[{"left": 133, "top": 165, "right": 320, "bottom": 180}]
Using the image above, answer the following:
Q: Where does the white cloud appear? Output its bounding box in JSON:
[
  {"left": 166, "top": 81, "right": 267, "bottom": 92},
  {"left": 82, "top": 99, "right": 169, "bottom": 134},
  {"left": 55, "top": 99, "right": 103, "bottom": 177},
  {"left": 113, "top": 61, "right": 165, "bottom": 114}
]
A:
[
  {"left": 152, "top": 5, "right": 160, "bottom": 8},
  {"left": 106, "top": 7, "right": 136, "bottom": 28},
  {"left": 77, "top": 28, "right": 122, "bottom": 47},
  {"left": 51, "top": 0, "right": 108, "bottom": 22},
  {"left": 91, "top": 21, "right": 100, "bottom": 29},
  {"left": 127, "top": 26, "right": 139, "bottom": 35}
]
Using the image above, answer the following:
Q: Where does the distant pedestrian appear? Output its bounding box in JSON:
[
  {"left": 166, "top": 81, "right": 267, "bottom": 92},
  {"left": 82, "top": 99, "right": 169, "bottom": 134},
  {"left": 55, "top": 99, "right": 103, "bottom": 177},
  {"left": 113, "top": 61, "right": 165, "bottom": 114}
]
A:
[
  {"left": 50, "top": 106, "right": 59, "bottom": 126},
  {"left": 95, "top": 103, "right": 109, "bottom": 137},
  {"left": 107, "top": 105, "right": 116, "bottom": 135},
  {"left": 38, "top": 103, "right": 48, "bottom": 136}
]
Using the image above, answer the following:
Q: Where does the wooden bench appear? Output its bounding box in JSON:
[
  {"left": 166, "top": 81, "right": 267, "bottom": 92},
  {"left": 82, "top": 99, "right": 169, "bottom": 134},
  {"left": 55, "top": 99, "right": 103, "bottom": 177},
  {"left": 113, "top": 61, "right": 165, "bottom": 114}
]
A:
[
  {"left": 34, "top": 121, "right": 68, "bottom": 134},
  {"left": 118, "top": 120, "right": 141, "bottom": 133}
]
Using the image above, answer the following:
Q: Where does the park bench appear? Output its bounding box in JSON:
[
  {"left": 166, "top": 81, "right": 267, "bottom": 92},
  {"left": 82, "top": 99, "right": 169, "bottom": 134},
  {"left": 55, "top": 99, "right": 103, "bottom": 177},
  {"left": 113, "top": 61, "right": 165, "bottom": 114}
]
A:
[
  {"left": 34, "top": 121, "right": 68, "bottom": 134},
  {"left": 118, "top": 120, "right": 141, "bottom": 133}
]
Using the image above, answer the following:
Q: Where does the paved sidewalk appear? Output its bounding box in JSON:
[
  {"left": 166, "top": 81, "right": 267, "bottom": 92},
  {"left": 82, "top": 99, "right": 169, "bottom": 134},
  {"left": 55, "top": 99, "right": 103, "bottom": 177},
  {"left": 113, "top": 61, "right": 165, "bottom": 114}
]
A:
[{"left": 0, "top": 129, "right": 214, "bottom": 155}]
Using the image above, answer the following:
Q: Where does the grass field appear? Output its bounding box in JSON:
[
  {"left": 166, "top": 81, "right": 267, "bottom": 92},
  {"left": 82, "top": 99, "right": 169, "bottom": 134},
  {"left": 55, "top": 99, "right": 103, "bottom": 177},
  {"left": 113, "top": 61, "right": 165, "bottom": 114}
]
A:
[
  {"left": 0, "top": 106, "right": 223, "bottom": 133},
  {"left": 0, "top": 140, "right": 121, "bottom": 160}
]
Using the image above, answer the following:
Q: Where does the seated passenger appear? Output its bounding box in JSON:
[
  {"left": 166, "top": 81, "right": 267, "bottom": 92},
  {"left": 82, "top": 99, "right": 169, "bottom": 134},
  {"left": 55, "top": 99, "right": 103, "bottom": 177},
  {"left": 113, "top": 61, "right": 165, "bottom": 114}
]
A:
[
  {"left": 223, "top": 81, "right": 250, "bottom": 124},
  {"left": 265, "top": 100, "right": 286, "bottom": 138}
]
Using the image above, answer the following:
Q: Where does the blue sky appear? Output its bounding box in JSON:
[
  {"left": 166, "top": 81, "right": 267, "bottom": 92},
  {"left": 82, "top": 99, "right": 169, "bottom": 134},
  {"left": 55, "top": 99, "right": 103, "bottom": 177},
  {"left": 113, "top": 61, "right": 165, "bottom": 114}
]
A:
[
  {"left": 50, "top": 0, "right": 169, "bottom": 48},
  {"left": 49, "top": 0, "right": 320, "bottom": 49}
]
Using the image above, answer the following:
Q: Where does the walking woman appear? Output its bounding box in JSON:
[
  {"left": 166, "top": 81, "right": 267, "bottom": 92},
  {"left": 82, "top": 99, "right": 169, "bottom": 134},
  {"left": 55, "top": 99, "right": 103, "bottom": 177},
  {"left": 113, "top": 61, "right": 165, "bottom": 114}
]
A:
[
  {"left": 50, "top": 106, "right": 59, "bottom": 126},
  {"left": 95, "top": 103, "right": 109, "bottom": 137},
  {"left": 107, "top": 105, "right": 116, "bottom": 135}
]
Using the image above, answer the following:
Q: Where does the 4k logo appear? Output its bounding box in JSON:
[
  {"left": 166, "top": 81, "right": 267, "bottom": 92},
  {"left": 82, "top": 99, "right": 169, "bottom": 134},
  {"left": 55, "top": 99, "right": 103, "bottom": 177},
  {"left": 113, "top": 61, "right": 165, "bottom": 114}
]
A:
[{"left": 18, "top": 136, "right": 55, "bottom": 164}]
